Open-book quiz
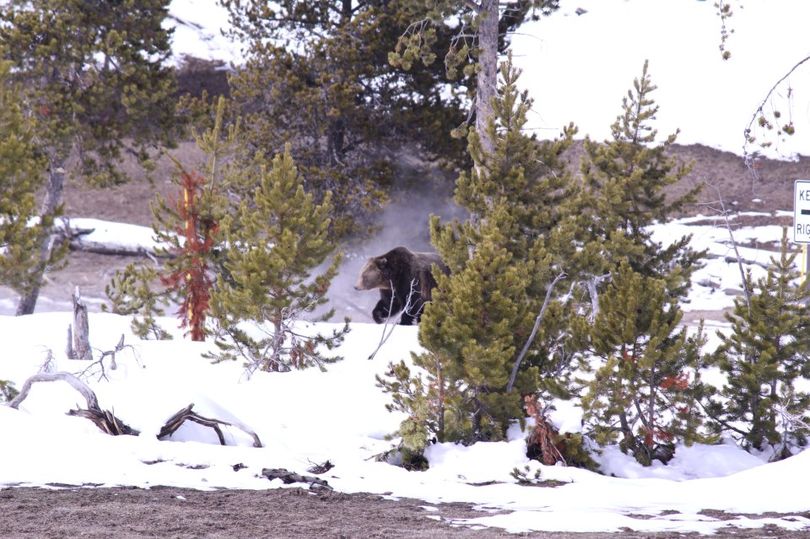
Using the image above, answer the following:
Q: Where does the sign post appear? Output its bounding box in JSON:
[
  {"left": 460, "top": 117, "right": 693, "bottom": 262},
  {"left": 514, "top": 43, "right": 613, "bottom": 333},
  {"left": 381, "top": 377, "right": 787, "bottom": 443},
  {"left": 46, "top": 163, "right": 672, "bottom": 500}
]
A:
[{"left": 793, "top": 179, "right": 810, "bottom": 278}]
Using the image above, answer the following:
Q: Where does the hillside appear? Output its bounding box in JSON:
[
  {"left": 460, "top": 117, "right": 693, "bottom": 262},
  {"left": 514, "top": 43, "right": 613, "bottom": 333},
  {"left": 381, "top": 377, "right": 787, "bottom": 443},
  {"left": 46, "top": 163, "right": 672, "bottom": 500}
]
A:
[
  {"left": 1, "top": 141, "right": 802, "bottom": 317},
  {"left": 62, "top": 141, "right": 805, "bottom": 227}
]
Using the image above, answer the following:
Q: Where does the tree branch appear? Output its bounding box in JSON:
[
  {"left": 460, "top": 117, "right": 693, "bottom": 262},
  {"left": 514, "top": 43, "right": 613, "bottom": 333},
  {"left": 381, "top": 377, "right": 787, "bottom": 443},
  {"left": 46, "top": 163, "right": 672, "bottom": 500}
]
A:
[
  {"left": 507, "top": 272, "right": 567, "bottom": 392},
  {"left": 10, "top": 372, "right": 99, "bottom": 410},
  {"left": 743, "top": 55, "right": 810, "bottom": 160}
]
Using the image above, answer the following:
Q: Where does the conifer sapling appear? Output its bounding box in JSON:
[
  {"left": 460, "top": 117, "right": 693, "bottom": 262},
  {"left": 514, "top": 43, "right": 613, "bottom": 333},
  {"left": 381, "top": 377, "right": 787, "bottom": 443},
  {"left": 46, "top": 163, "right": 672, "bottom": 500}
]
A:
[{"left": 209, "top": 144, "right": 348, "bottom": 374}]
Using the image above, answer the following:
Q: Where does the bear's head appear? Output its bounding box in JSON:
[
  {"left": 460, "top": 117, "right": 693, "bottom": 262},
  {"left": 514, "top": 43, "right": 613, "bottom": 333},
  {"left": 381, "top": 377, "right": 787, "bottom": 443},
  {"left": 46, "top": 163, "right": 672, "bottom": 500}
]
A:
[{"left": 354, "top": 255, "right": 392, "bottom": 291}]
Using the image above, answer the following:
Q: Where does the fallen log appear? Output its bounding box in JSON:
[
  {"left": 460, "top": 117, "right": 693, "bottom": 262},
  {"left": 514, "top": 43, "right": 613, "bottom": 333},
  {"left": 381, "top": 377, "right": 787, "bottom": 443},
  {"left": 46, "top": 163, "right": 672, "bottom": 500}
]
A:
[
  {"left": 62, "top": 223, "right": 172, "bottom": 258},
  {"left": 157, "top": 403, "right": 263, "bottom": 448},
  {"left": 261, "top": 468, "right": 331, "bottom": 490},
  {"left": 10, "top": 372, "right": 99, "bottom": 410}
]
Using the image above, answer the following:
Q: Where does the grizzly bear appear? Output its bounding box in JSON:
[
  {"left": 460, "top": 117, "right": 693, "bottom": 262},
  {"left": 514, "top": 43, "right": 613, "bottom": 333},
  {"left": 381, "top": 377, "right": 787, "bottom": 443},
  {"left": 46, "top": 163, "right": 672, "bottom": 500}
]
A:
[{"left": 354, "top": 246, "right": 449, "bottom": 325}]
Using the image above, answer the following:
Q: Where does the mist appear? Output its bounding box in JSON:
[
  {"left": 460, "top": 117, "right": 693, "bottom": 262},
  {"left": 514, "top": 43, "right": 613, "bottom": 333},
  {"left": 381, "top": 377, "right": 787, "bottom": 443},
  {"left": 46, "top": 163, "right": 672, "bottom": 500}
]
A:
[{"left": 312, "top": 154, "right": 465, "bottom": 324}]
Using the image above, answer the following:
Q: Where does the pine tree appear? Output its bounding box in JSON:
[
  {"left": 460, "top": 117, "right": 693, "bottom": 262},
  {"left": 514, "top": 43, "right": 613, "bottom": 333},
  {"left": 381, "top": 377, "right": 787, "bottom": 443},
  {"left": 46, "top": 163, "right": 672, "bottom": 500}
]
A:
[
  {"left": 222, "top": 0, "right": 469, "bottom": 236},
  {"left": 390, "top": 1, "right": 560, "bottom": 155},
  {"left": 379, "top": 55, "right": 578, "bottom": 453},
  {"left": 580, "top": 262, "right": 708, "bottom": 466},
  {"left": 701, "top": 229, "right": 810, "bottom": 459},
  {"left": 105, "top": 97, "right": 236, "bottom": 340},
  {"left": 577, "top": 62, "right": 708, "bottom": 465},
  {"left": 0, "top": 0, "right": 178, "bottom": 314},
  {"left": 0, "top": 59, "right": 66, "bottom": 305},
  {"left": 104, "top": 263, "right": 171, "bottom": 340},
  {"left": 580, "top": 60, "right": 702, "bottom": 297},
  {"left": 209, "top": 145, "right": 349, "bottom": 373}
]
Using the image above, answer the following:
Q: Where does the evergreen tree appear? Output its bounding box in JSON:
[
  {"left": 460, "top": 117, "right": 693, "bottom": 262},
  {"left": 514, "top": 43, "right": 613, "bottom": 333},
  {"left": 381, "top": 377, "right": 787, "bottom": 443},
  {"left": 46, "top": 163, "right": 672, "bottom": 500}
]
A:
[
  {"left": 0, "top": 59, "right": 66, "bottom": 306},
  {"left": 0, "top": 0, "right": 178, "bottom": 314},
  {"left": 222, "top": 0, "right": 469, "bottom": 236},
  {"left": 209, "top": 145, "right": 349, "bottom": 373},
  {"left": 580, "top": 262, "right": 708, "bottom": 466},
  {"left": 379, "top": 56, "right": 578, "bottom": 454},
  {"left": 104, "top": 263, "right": 171, "bottom": 340},
  {"left": 700, "top": 230, "right": 810, "bottom": 459},
  {"left": 579, "top": 60, "right": 702, "bottom": 297},
  {"left": 390, "top": 1, "right": 559, "bottom": 154},
  {"left": 105, "top": 97, "right": 236, "bottom": 340},
  {"left": 576, "top": 62, "right": 708, "bottom": 466}
]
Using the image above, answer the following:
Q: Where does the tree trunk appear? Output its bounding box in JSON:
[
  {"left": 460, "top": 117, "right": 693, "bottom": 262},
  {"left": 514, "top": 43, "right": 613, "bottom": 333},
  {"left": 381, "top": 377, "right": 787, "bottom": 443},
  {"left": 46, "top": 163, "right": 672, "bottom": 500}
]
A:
[
  {"left": 475, "top": 0, "right": 499, "bottom": 157},
  {"left": 16, "top": 164, "right": 65, "bottom": 316}
]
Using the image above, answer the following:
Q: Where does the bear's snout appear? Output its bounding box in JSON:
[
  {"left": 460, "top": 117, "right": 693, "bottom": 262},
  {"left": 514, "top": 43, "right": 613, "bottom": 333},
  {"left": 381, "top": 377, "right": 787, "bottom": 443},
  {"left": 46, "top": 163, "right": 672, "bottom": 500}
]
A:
[
  {"left": 354, "top": 273, "right": 368, "bottom": 291},
  {"left": 355, "top": 259, "right": 382, "bottom": 291}
]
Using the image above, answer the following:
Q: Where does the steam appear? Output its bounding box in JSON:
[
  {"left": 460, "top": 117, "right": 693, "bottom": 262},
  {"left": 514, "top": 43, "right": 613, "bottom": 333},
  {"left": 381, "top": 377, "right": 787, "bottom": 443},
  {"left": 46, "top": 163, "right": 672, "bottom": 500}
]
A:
[{"left": 311, "top": 158, "right": 464, "bottom": 323}]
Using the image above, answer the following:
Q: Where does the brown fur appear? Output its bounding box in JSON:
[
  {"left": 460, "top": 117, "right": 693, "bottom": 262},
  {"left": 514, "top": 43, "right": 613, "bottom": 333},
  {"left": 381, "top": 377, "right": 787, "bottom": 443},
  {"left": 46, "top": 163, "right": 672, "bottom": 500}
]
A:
[{"left": 354, "top": 246, "right": 448, "bottom": 325}]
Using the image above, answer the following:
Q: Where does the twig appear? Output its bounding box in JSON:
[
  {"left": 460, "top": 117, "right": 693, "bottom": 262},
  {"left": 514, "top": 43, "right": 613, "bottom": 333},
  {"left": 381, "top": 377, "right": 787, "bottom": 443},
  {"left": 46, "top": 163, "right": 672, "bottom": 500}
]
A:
[
  {"left": 707, "top": 184, "right": 752, "bottom": 313},
  {"left": 401, "top": 278, "right": 424, "bottom": 320},
  {"left": 368, "top": 280, "right": 399, "bottom": 361},
  {"left": 78, "top": 334, "right": 138, "bottom": 381},
  {"left": 743, "top": 55, "right": 810, "bottom": 162},
  {"left": 507, "top": 272, "right": 567, "bottom": 392}
]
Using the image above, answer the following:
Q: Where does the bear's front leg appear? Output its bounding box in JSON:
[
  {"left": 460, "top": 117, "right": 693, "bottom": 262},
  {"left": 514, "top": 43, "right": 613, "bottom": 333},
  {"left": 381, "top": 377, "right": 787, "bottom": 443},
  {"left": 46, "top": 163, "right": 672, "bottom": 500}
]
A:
[
  {"left": 372, "top": 289, "right": 403, "bottom": 323},
  {"left": 372, "top": 300, "right": 391, "bottom": 323}
]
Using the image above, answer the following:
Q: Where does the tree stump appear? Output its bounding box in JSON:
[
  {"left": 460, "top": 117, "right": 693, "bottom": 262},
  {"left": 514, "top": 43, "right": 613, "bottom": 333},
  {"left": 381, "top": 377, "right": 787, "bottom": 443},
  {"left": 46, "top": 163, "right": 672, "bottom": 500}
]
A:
[{"left": 67, "top": 287, "right": 91, "bottom": 360}]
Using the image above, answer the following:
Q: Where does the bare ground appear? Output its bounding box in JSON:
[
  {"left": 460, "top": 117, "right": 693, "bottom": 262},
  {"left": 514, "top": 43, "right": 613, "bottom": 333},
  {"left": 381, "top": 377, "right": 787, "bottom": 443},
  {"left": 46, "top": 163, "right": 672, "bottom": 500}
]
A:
[
  {"left": 2, "top": 485, "right": 810, "bottom": 539},
  {"left": 4, "top": 143, "right": 810, "bottom": 536}
]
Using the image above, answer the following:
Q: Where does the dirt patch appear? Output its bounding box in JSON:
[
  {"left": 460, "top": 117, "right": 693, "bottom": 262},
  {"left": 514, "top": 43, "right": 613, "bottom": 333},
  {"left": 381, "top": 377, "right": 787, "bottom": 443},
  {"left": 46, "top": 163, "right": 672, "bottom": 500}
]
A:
[
  {"left": 0, "top": 486, "right": 507, "bottom": 539},
  {"left": 2, "top": 486, "right": 809, "bottom": 539},
  {"left": 61, "top": 141, "right": 809, "bottom": 228}
]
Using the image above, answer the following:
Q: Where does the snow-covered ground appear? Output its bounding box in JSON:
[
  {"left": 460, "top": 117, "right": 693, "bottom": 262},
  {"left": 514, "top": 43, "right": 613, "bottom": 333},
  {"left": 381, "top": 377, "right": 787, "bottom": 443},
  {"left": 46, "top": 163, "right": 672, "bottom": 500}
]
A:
[
  {"left": 1, "top": 215, "right": 809, "bottom": 535},
  {"left": 2, "top": 1, "right": 808, "bottom": 534}
]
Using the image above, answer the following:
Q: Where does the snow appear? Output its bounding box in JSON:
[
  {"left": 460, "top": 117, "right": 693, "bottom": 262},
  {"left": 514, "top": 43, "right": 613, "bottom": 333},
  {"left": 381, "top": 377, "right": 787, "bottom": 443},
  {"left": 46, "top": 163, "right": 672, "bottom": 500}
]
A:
[
  {"left": 61, "top": 217, "right": 167, "bottom": 253},
  {"left": 35, "top": 211, "right": 793, "bottom": 318},
  {"left": 511, "top": 0, "right": 810, "bottom": 160},
  {"left": 166, "top": 0, "right": 241, "bottom": 64},
  {"left": 2, "top": 1, "right": 810, "bottom": 534},
  {"left": 1, "top": 215, "right": 809, "bottom": 534}
]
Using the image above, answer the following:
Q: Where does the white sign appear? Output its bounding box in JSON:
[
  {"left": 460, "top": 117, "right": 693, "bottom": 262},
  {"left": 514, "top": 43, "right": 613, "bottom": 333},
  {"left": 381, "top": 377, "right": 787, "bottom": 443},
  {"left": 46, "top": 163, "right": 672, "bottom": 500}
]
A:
[{"left": 794, "top": 179, "right": 810, "bottom": 243}]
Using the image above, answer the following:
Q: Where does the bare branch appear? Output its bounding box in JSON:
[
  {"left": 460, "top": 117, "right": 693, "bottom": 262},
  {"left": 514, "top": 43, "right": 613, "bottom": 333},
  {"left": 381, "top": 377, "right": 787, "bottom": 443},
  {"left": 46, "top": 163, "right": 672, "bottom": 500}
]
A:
[
  {"left": 586, "top": 273, "right": 612, "bottom": 322},
  {"left": 10, "top": 372, "right": 99, "bottom": 410},
  {"left": 368, "top": 279, "right": 421, "bottom": 361},
  {"left": 743, "top": 55, "right": 810, "bottom": 163},
  {"left": 706, "top": 183, "right": 752, "bottom": 312},
  {"left": 77, "top": 334, "right": 139, "bottom": 381},
  {"left": 507, "top": 272, "right": 567, "bottom": 392}
]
